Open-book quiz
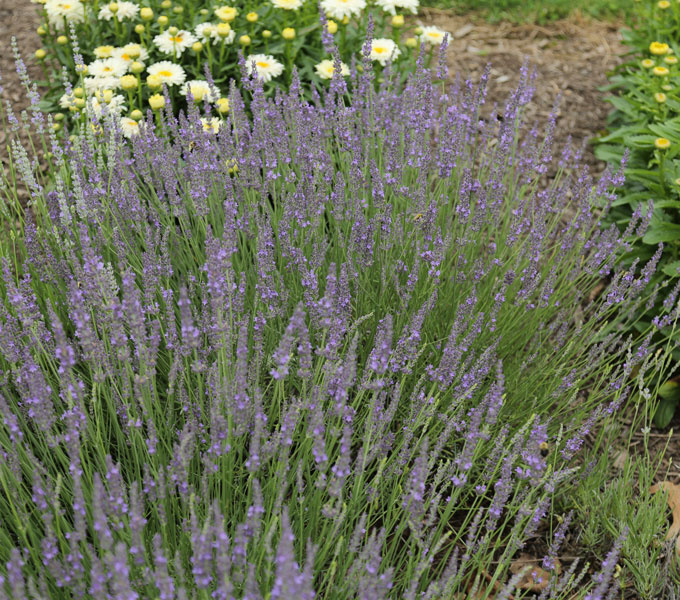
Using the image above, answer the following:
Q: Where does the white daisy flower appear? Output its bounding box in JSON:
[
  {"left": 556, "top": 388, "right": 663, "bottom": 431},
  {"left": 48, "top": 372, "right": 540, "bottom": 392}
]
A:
[
  {"left": 112, "top": 44, "right": 149, "bottom": 69},
  {"left": 180, "top": 80, "right": 221, "bottom": 102},
  {"left": 271, "top": 0, "right": 304, "bottom": 9},
  {"left": 315, "top": 59, "right": 350, "bottom": 80},
  {"left": 320, "top": 0, "right": 366, "bottom": 20},
  {"left": 154, "top": 29, "right": 198, "bottom": 58},
  {"left": 245, "top": 54, "right": 284, "bottom": 83},
  {"left": 374, "top": 0, "right": 419, "bottom": 14},
  {"left": 87, "top": 94, "right": 126, "bottom": 118},
  {"left": 195, "top": 22, "right": 221, "bottom": 44},
  {"left": 98, "top": 1, "right": 139, "bottom": 21},
  {"left": 419, "top": 25, "right": 449, "bottom": 45},
  {"left": 370, "top": 38, "right": 401, "bottom": 65},
  {"left": 201, "top": 117, "right": 222, "bottom": 134},
  {"left": 84, "top": 76, "right": 123, "bottom": 93},
  {"left": 120, "top": 117, "right": 142, "bottom": 138},
  {"left": 147, "top": 61, "right": 187, "bottom": 86},
  {"left": 87, "top": 58, "right": 129, "bottom": 78},
  {"left": 45, "top": 0, "right": 85, "bottom": 29}
]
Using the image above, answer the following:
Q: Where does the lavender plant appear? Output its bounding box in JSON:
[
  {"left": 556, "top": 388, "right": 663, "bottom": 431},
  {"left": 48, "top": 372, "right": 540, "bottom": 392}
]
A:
[{"left": 0, "top": 41, "right": 672, "bottom": 598}]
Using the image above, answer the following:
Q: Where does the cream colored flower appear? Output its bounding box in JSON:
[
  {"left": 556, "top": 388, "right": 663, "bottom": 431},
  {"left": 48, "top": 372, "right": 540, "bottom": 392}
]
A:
[
  {"left": 215, "top": 5, "right": 238, "bottom": 21},
  {"left": 315, "top": 58, "right": 350, "bottom": 79},
  {"left": 154, "top": 29, "right": 198, "bottom": 58},
  {"left": 419, "top": 25, "right": 449, "bottom": 45},
  {"left": 147, "top": 61, "right": 187, "bottom": 86},
  {"left": 271, "top": 0, "right": 304, "bottom": 9},
  {"left": 370, "top": 38, "right": 401, "bottom": 65},
  {"left": 98, "top": 1, "right": 139, "bottom": 21},
  {"left": 201, "top": 117, "right": 222, "bottom": 133},
  {"left": 112, "top": 44, "right": 149, "bottom": 67},
  {"left": 320, "top": 0, "right": 366, "bottom": 20},
  {"left": 180, "top": 80, "right": 221, "bottom": 102},
  {"left": 94, "top": 45, "right": 115, "bottom": 58},
  {"left": 245, "top": 54, "right": 284, "bottom": 82},
  {"left": 120, "top": 116, "right": 142, "bottom": 138},
  {"left": 87, "top": 57, "right": 129, "bottom": 78},
  {"left": 45, "top": 0, "right": 85, "bottom": 29},
  {"left": 374, "top": 0, "right": 419, "bottom": 14}
]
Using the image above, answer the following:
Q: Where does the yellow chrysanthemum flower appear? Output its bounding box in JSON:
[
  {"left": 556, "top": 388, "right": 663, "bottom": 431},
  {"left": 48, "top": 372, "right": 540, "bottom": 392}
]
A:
[
  {"left": 653, "top": 65, "right": 670, "bottom": 76},
  {"left": 642, "top": 58, "right": 655, "bottom": 68},
  {"left": 655, "top": 92, "right": 667, "bottom": 103},
  {"left": 650, "top": 42, "right": 670, "bottom": 55},
  {"left": 215, "top": 5, "right": 238, "bottom": 21},
  {"left": 655, "top": 137, "right": 671, "bottom": 149}
]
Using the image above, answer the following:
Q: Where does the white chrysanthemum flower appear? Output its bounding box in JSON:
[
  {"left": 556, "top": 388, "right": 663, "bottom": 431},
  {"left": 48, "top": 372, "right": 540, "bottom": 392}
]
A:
[
  {"left": 271, "top": 0, "right": 304, "bottom": 9},
  {"left": 84, "top": 76, "right": 122, "bottom": 93},
  {"left": 419, "top": 25, "right": 449, "bottom": 45},
  {"left": 147, "top": 61, "right": 187, "bottom": 86},
  {"left": 154, "top": 29, "right": 197, "bottom": 58},
  {"left": 120, "top": 117, "right": 143, "bottom": 138},
  {"left": 201, "top": 117, "right": 222, "bottom": 134},
  {"left": 315, "top": 59, "right": 350, "bottom": 80},
  {"left": 45, "top": 0, "right": 85, "bottom": 29},
  {"left": 370, "top": 38, "right": 401, "bottom": 65},
  {"left": 180, "top": 80, "right": 221, "bottom": 102},
  {"left": 98, "top": 1, "right": 139, "bottom": 21},
  {"left": 245, "top": 54, "right": 284, "bottom": 83},
  {"left": 320, "top": 0, "right": 366, "bottom": 20},
  {"left": 59, "top": 92, "right": 76, "bottom": 109},
  {"left": 87, "top": 57, "right": 129, "bottom": 78},
  {"left": 374, "top": 0, "right": 418, "bottom": 14},
  {"left": 112, "top": 44, "right": 149, "bottom": 67},
  {"left": 87, "top": 94, "right": 126, "bottom": 118},
  {"left": 195, "top": 22, "right": 222, "bottom": 44}
]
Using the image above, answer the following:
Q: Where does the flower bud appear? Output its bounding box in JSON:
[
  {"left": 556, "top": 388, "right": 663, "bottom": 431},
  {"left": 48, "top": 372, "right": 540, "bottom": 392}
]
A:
[
  {"left": 35, "top": 49, "right": 47, "bottom": 60},
  {"left": 192, "top": 41, "right": 203, "bottom": 52},
  {"left": 172, "top": 5, "right": 183, "bottom": 13},
  {"left": 147, "top": 74, "right": 162, "bottom": 90},
  {"left": 57, "top": 35, "right": 69, "bottom": 45},
  {"left": 282, "top": 27, "right": 295, "bottom": 40},
  {"left": 37, "top": 26, "right": 47, "bottom": 36},
  {"left": 168, "top": 26, "right": 179, "bottom": 35},
  {"left": 108, "top": 2, "right": 119, "bottom": 13},
  {"left": 262, "top": 29, "right": 272, "bottom": 38},
  {"left": 54, "top": 113, "right": 65, "bottom": 121},
  {"left": 134, "top": 24, "right": 145, "bottom": 34},
  {"left": 73, "top": 87, "right": 84, "bottom": 98},
  {"left": 217, "top": 23, "right": 232, "bottom": 37},
  {"left": 130, "top": 109, "right": 143, "bottom": 121},
  {"left": 391, "top": 14, "right": 404, "bottom": 27},
  {"left": 102, "top": 89, "right": 114, "bottom": 103},
  {"left": 405, "top": 37, "right": 417, "bottom": 48},
  {"left": 52, "top": 123, "right": 61, "bottom": 132},
  {"left": 327, "top": 20, "right": 337, "bottom": 34},
  {"left": 157, "top": 15, "right": 169, "bottom": 26},
  {"left": 246, "top": 11, "right": 258, "bottom": 22},
  {"left": 140, "top": 7, "right": 153, "bottom": 20},
  {"left": 239, "top": 34, "right": 251, "bottom": 46},
  {"left": 161, "top": 0, "right": 171, "bottom": 8},
  {"left": 149, "top": 93, "right": 166, "bottom": 110},
  {"left": 130, "top": 61, "right": 144, "bottom": 74},
  {"left": 414, "top": 26, "right": 423, "bottom": 35},
  {"left": 199, "top": 8, "right": 209, "bottom": 15},
  {"left": 74, "top": 97, "right": 86, "bottom": 109},
  {"left": 120, "top": 74, "right": 137, "bottom": 91},
  {"left": 342, "top": 15, "right": 349, "bottom": 24}
]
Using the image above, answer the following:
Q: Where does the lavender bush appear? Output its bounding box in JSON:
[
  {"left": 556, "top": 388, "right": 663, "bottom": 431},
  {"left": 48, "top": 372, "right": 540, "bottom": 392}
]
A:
[{"left": 0, "top": 41, "right": 673, "bottom": 598}]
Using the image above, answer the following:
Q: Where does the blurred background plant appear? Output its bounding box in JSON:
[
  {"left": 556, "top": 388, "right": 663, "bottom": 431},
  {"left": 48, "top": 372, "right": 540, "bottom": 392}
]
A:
[{"left": 31, "top": 0, "right": 449, "bottom": 136}]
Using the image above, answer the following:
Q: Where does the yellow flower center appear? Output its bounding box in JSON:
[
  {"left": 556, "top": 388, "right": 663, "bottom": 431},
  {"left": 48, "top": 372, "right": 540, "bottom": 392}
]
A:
[
  {"left": 256, "top": 61, "right": 270, "bottom": 68},
  {"left": 158, "top": 70, "right": 173, "bottom": 77},
  {"left": 374, "top": 47, "right": 385, "bottom": 53},
  {"left": 169, "top": 35, "right": 184, "bottom": 43}
]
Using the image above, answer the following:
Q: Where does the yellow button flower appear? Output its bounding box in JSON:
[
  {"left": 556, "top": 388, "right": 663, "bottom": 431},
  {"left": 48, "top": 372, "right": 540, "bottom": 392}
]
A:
[
  {"left": 641, "top": 58, "right": 655, "bottom": 68},
  {"left": 216, "top": 98, "right": 230, "bottom": 114},
  {"left": 665, "top": 56, "right": 678, "bottom": 64},
  {"left": 391, "top": 15, "right": 405, "bottom": 27},
  {"left": 650, "top": 41, "right": 670, "bottom": 55},
  {"left": 239, "top": 34, "right": 251, "bottom": 46},
  {"left": 246, "top": 11, "right": 258, "bottom": 22},
  {"left": 327, "top": 20, "right": 338, "bottom": 34},
  {"left": 282, "top": 27, "right": 296, "bottom": 40},
  {"left": 215, "top": 5, "right": 238, "bottom": 22},
  {"left": 217, "top": 23, "right": 232, "bottom": 37},
  {"left": 655, "top": 92, "right": 667, "bottom": 102},
  {"left": 140, "top": 7, "right": 153, "bottom": 20},
  {"left": 120, "top": 75, "right": 137, "bottom": 91},
  {"left": 655, "top": 137, "right": 671, "bottom": 149},
  {"left": 653, "top": 65, "right": 670, "bottom": 76},
  {"left": 35, "top": 49, "right": 46, "bottom": 60},
  {"left": 658, "top": 0, "right": 671, "bottom": 7}
]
